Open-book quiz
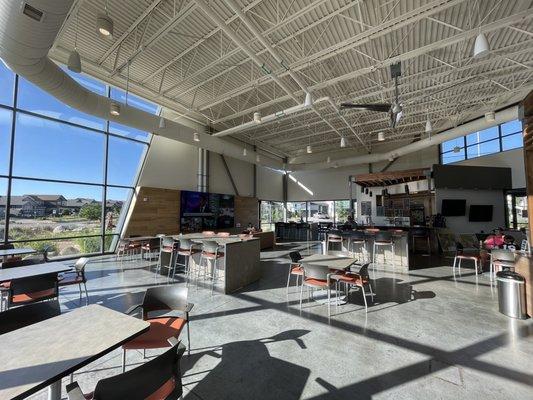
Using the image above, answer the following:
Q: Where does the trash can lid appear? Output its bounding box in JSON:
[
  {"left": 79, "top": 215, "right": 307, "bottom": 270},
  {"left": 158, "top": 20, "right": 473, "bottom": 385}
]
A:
[{"left": 496, "top": 270, "right": 525, "bottom": 283}]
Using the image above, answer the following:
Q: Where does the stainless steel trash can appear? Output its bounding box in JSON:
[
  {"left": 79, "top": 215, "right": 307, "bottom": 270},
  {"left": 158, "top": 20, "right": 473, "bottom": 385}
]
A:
[{"left": 496, "top": 271, "right": 527, "bottom": 319}]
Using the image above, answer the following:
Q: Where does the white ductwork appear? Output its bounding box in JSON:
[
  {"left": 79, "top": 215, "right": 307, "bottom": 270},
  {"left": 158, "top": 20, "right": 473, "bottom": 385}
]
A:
[
  {"left": 292, "top": 106, "right": 519, "bottom": 171},
  {"left": 0, "top": 0, "right": 283, "bottom": 170}
]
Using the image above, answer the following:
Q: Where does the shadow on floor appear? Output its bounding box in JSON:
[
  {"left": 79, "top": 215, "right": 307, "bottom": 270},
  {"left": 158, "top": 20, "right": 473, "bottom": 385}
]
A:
[{"left": 182, "top": 330, "right": 311, "bottom": 400}]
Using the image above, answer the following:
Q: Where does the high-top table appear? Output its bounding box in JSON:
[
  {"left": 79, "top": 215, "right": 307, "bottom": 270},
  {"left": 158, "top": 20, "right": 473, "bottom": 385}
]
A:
[
  {"left": 0, "top": 304, "right": 150, "bottom": 400},
  {"left": 173, "top": 233, "right": 261, "bottom": 293},
  {"left": 0, "top": 261, "right": 72, "bottom": 282},
  {"left": 0, "top": 247, "right": 37, "bottom": 258}
]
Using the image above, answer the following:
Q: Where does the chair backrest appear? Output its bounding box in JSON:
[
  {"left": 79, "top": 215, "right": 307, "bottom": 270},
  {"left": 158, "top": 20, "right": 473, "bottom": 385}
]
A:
[
  {"left": 178, "top": 238, "right": 194, "bottom": 250},
  {"left": 142, "top": 285, "right": 189, "bottom": 316},
  {"left": 328, "top": 230, "right": 342, "bottom": 240},
  {"left": 0, "top": 300, "right": 61, "bottom": 335},
  {"left": 374, "top": 231, "right": 392, "bottom": 243},
  {"left": 9, "top": 273, "right": 58, "bottom": 305},
  {"left": 92, "top": 341, "right": 185, "bottom": 400},
  {"left": 73, "top": 257, "right": 89, "bottom": 278},
  {"left": 491, "top": 249, "right": 515, "bottom": 262},
  {"left": 521, "top": 239, "right": 530, "bottom": 252},
  {"left": 161, "top": 236, "right": 176, "bottom": 248},
  {"left": 354, "top": 263, "right": 370, "bottom": 280},
  {"left": 302, "top": 264, "right": 329, "bottom": 281},
  {"left": 202, "top": 240, "right": 220, "bottom": 254},
  {"left": 411, "top": 227, "right": 428, "bottom": 237},
  {"left": 0, "top": 243, "right": 14, "bottom": 250},
  {"left": 289, "top": 251, "right": 302, "bottom": 263}
]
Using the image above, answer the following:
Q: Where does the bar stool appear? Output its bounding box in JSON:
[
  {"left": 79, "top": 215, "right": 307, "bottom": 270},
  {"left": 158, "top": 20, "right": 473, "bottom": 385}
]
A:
[
  {"left": 411, "top": 227, "right": 431, "bottom": 255},
  {"left": 176, "top": 238, "right": 199, "bottom": 283},
  {"left": 157, "top": 236, "right": 178, "bottom": 277},
  {"left": 326, "top": 231, "right": 343, "bottom": 252},
  {"left": 198, "top": 240, "right": 224, "bottom": 293},
  {"left": 348, "top": 230, "right": 367, "bottom": 261},
  {"left": 372, "top": 231, "right": 395, "bottom": 268}
]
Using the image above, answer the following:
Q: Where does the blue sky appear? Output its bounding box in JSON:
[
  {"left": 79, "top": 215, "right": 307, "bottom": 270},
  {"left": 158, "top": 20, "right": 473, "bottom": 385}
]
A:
[{"left": 0, "top": 61, "right": 155, "bottom": 200}]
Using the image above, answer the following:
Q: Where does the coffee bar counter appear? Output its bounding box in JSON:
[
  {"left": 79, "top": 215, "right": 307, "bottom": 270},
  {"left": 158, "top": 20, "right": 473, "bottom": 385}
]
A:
[{"left": 174, "top": 233, "right": 261, "bottom": 294}]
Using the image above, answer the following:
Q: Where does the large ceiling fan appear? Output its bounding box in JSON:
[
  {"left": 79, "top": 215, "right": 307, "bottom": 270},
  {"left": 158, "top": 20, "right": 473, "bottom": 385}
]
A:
[{"left": 340, "top": 62, "right": 403, "bottom": 129}]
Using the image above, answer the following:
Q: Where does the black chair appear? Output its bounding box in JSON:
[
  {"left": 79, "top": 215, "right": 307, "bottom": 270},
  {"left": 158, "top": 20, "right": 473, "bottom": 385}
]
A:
[
  {"left": 122, "top": 285, "right": 193, "bottom": 372},
  {"left": 67, "top": 340, "right": 186, "bottom": 400},
  {"left": 411, "top": 227, "right": 431, "bottom": 255},
  {"left": 0, "top": 300, "right": 61, "bottom": 335},
  {"left": 7, "top": 272, "right": 59, "bottom": 309},
  {"left": 372, "top": 231, "right": 395, "bottom": 268}
]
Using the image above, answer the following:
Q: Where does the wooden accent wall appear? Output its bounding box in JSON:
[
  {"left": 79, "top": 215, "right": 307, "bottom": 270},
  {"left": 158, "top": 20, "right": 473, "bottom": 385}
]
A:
[
  {"left": 235, "top": 196, "right": 259, "bottom": 228},
  {"left": 124, "top": 187, "right": 181, "bottom": 237},
  {"left": 519, "top": 90, "right": 533, "bottom": 317}
]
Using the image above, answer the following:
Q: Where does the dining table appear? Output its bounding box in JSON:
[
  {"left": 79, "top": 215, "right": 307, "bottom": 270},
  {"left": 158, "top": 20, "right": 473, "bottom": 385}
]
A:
[
  {"left": 0, "top": 261, "right": 72, "bottom": 282},
  {"left": 0, "top": 304, "right": 150, "bottom": 400},
  {"left": 0, "top": 247, "right": 37, "bottom": 258}
]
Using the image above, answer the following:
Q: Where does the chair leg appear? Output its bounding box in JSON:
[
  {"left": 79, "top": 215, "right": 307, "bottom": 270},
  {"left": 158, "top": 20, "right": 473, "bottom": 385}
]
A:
[
  {"left": 122, "top": 349, "right": 126, "bottom": 373},
  {"left": 452, "top": 256, "right": 457, "bottom": 270},
  {"left": 286, "top": 271, "right": 292, "bottom": 296},
  {"left": 299, "top": 282, "right": 304, "bottom": 310},
  {"left": 78, "top": 283, "right": 82, "bottom": 303},
  {"left": 327, "top": 287, "right": 331, "bottom": 318},
  {"left": 361, "top": 284, "right": 368, "bottom": 313},
  {"left": 368, "top": 283, "right": 374, "bottom": 302},
  {"left": 187, "top": 321, "right": 191, "bottom": 356},
  {"left": 372, "top": 242, "right": 376, "bottom": 267}
]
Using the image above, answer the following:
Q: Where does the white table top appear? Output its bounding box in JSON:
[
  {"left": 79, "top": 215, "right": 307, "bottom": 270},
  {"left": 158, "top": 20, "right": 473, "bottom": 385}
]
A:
[
  {"left": 0, "top": 261, "right": 72, "bottom": 282},
  {"left": 0, "top": 248, "right": 36, "bottom": 257},
  {"left": 173, "top": 234, "right": 257, "bottom": 245},
  {"left": 0, "top": 304, "right": 150, "bottom": 400},
  {"left": 300, "top": 254, "right": 356, "bottom": 270}
]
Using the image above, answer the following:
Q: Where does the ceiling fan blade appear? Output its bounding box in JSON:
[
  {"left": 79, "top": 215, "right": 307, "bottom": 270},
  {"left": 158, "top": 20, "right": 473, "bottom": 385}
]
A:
[{"left": 339, "top": 103, "right": 391, "bottom": 113}]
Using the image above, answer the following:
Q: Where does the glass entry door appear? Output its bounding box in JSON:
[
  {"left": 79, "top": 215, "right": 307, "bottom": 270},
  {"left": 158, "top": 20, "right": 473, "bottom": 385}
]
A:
[{"left": 506, "top": 189, "right": 528, "bottom": 230}]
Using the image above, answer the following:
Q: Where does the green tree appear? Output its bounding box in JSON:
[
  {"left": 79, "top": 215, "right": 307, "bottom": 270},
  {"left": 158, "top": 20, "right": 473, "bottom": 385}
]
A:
[{"left": 79, "top": 203, "right": 102, "bottom": 220}]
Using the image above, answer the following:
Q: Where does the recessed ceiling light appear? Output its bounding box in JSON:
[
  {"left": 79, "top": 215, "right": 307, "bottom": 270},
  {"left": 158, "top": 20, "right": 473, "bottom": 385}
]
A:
[
  {"left": 96, "top": 13, "right": 114, "bottom": 37},
  {"left": 67, "top": 49, "right": 81, "bottom": 73},
  {"left": 109, "top": 102, "right": 120, "bottom": 116}
]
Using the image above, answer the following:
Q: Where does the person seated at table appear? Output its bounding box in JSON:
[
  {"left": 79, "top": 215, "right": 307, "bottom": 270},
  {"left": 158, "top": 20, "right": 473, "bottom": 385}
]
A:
[
  {"left": 345, "top": 215, "right": 358, "bottom": 229},
  {"left": 483, "top": 228, "right": 505, "bottom": 249}
]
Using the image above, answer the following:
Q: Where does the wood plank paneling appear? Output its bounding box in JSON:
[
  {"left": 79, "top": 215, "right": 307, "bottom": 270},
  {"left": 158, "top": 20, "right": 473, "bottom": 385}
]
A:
[
  {"left": 234, "top": 196, "right": 259, "bottom": 229},
  {"left": 124, "top": 187, "right": 180, "bottom": 236}
]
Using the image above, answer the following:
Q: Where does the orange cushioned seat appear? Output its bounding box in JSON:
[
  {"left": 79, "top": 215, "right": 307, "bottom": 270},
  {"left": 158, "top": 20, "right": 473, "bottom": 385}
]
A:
[
  {"left": 303, "top": 278, "right": 329, "bottom": 287},
  {"left": 12, "top": 288, "right": 56, "bottom": 304},
  {"left": 291, "top": 266, "right": 303, "bottom": 275},
  {"left": 123, "top": 317, "right": 186, "bottom": 350}
]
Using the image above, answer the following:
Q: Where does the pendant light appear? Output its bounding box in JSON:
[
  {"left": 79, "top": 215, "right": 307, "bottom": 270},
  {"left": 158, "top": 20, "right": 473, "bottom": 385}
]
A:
[
  {"left": 68, "top": 9, "right": 81, "bottom": 73},
  {"left": 158, "top": 116, "right": 166, "bottom": 129},
  {"left": 243, "top": 147, "right": 247, "bottom": 156},
  {"left": 193, "top": 132, "right": 200, "bottom": 142},
  {"left": 109, "top": 102, "right": 120, "bottom": 116},
  {"left": 473, "top": 32, "right": 489, "bottom": 58},
  {"left": 340, "top": 137, "right": 346, "bottom": 148},
  {"left": 253, "top": 111, "right": 262, "bottom": 124},
  {"left": 306, "top": 145, "right": 312, "bottom": 154},
  {"left": 326, "top": 156, "right": 331, "bottom": 163},
  {"left": 97, "top": 0, "right": 114, "bottom": 37},
  {"left": 256, "top": 154, "right": 261, "bottom": 163},
  {"left": 377, "top": 131, "right": 385, "bottom": 142},
  {"left": 425, "top": 117, "right": 432, "bottom": 134},
  {"left": 304, "top": 92, "right": 313, "bottom": 107}
]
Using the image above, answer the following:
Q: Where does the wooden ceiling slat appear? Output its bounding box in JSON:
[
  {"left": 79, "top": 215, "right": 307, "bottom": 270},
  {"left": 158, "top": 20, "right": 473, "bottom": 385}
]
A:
[{"left": 355, "top": 168, "right": 431, "bottom": 188}]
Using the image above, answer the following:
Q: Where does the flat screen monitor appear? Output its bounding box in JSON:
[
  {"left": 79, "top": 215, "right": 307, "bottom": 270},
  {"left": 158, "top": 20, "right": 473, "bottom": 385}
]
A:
[
  {"left": 441, "top": 199, "right": 466, "bottom": 216},
  {"left": 180, "top": 191, "right": 235, "bottom": 231},
  {"left": 469, "top": 205, "right": 493, "bottom": 222}
]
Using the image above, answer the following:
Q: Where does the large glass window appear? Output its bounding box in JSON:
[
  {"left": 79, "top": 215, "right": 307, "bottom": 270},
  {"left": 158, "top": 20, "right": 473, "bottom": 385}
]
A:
[
  {"left": 0, "top": 61, "right": 14, "bottom": 106},
  {"left": 308, "top": 201, "right": 333, "bottom": 223},
  {"left": 440, "top": 118, "right": 522, "bottom": 164},
  {"left": 0, "top": 65, "right": 152, "bottom": 257},
  {"left": 260, "top": 200, "right": 285, "bottom": 231},
  {"left": 334, "top": 200, "right": 351, "bottom": 222},
  {"left": 286, "top": 202, "right": 307, "bottom": 222},
  {"left": 109, "top": 88, "right": 156, "bottom": 142}
]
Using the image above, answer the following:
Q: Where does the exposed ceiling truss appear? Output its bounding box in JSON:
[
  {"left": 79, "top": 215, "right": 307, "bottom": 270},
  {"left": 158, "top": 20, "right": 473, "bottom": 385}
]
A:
[{"left": 50, "top": 0, "right": 533, "bottom": 160}]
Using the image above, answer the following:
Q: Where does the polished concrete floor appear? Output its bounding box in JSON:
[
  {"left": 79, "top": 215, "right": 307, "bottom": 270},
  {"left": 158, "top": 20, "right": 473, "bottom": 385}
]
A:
[{"left": 29, "top": 242, "right": 533, "bottom": 400}]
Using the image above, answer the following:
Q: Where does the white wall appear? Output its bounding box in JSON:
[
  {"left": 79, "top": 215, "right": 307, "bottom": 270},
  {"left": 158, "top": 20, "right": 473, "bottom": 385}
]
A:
[
  {"left": 435, "top": 188, "right": 505, "bottom": 233},
  {"left": 209, "top": 154, "right": 254, "bottom": 196},
  {"left": 138, "top": 135, "right": 198, "bottom": 191},
  {"left": 257, "top": 166, "right": 284, "bottom": 201},
  {"left": 455, "top": 148, "right": 525, "bottom": 188}
]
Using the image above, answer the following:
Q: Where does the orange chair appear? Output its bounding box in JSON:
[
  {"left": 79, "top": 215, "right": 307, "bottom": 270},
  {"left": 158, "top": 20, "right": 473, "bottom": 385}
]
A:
[
  {"left": 331, "top": 264, "right": 374, "bottom": 312},
  {"left": 122, "top": 285, "right": 193, "bottom": 372},
  {"left": 299, "top": 263, "right": 335, "bottom": 317},
  {"left": 7, "top": 273, "right": 58, "bottom": 309}
]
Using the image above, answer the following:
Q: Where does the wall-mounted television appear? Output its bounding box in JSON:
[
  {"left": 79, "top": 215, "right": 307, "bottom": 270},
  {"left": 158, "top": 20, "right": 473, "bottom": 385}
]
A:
[
  {"left": 469, "top": 205, "right": 493, "bottom": 222},
  {"left": 180, "top": 191, "right": 235, "bottom": 232},
  {"left": 441, "top": 199, "right": 466, "bottom": 216}
]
